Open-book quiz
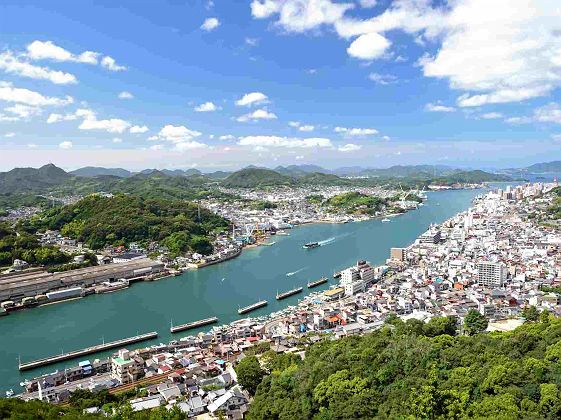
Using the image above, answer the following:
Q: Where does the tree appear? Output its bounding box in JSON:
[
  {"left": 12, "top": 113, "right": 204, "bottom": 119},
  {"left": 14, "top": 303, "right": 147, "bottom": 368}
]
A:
[
  {"left": 424, "top": 316, "right": 457, "bottom": 337},
  {"left": 464, "top": 309, "right": 488, "bottom": 335},
  {"left": 522, "top": 305, "right": 540, "bottom": 322},
  {"left": 235, "top": 356, "right": 265, "bottom": 395}
]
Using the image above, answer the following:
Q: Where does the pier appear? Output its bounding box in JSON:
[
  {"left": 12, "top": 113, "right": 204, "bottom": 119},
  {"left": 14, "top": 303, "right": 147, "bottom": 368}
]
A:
[
  {"left": 18, "top": 331, "right": 158, "bottom": 371},
  {"left": 170, "top": 317, "right": 218, "bottom": 333}
]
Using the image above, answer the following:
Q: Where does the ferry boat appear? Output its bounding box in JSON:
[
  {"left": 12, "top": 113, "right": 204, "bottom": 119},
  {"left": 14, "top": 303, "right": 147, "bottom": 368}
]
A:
[
  {"left": 303, "top": 242, "right": 320, "bottom": 249},
  {"left": 382, "top": 218, "right": 391, "bottom": 223},
  {"left": 307, "top": 277, "right": 328, "bottom": 288},
  {"left": 333, "top": 271, "right": 342, "bottom": 279},
  {"left": 238, "top": 300, "right": 268, "bottom": 315},
  {"left": 170, "top": 317, "right": 218, "bottom": 333},
  {"left": 276, "top": 287, "right": 303, "bottom": 300}
]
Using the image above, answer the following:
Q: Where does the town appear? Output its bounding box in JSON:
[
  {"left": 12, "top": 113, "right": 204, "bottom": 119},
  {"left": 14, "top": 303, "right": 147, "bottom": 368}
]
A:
[{"left": 12, "top": 181, "right": 561, "bottom": 418}]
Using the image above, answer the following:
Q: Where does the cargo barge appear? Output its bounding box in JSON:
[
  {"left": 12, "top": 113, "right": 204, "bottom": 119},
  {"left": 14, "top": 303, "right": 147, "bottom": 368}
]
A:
[
  {"left": 18, "top": 331, "right": 158, "bottom": 371},
  {"left": 276, "top": 287, "right": 303, "bottom": 300},
  {"left": 238, "top": 300, "right": 268, "bottom": 315},
  {"left": 170, "top": 317, "right": 218, "bottom": 333},
  {"left": 307, "top": 277, "right": 328, "bottom": 288}
]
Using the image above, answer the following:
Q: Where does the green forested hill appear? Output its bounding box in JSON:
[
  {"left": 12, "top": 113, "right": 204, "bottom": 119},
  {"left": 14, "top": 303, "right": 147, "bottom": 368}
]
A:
[
  {"left": 29, "top": 194, "right": 228, "bottom": 253},
  {"left": 221, "top": 168, "right": 294, "bottom": 188},
  {"left": 247, "top": 314, "right": 561, "bottom": 419}
]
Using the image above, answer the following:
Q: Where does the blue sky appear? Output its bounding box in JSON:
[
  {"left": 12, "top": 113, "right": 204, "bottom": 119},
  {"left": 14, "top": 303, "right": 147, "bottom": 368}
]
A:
[{"left": 0, "top": 0, "right": 560, "bottom": 171}]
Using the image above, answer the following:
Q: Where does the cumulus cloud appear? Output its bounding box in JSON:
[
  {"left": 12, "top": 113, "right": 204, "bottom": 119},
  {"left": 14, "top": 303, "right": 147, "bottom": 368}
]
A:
[
  {"left": 368, "top": 72, "right": 397, "bottom": 85},
  {"left": 101, "top": 56, "right": 127, "bottom": 71},
  {"left": 118, "top": 91, "right": 134, "bottom": 99},
  {"left": 4, "top": 104, "right": 42, "bottom": 118},
  {"left": 201, "top": 17, "right": 220, "bottom": 31},
  {"left": 0, "top": 51, "right": 77, "bottom": 84},
  {"left": 236, "top": 108, "right": 277, "bottom": 122},
  {"left": 347, "top": 33, "right": 390, "bottom": 60},
  {"left": 251, "top": 0, "right": 561, "bottom": 107},
  {"left": 219, "top": 134, "right": 235, "bottom": 140},
  {"left": 298, "top": 125, "right": 315, "bottom": 132},
  {"left": 79, "top": 116, "right": 131, "bottom": 133},
  {"left": 194, "top": 101, "right": 220, "bottom": 112},
  {"left": 130, "top": 125, "right": 149, "bottom": 133},
  {"left": 338, "top": 143, "right": 362, "bottom": 152},
  {"left": 0, "top": 82, "right": 73, "bottom": 107},
  {"left": 26, "top": 40, "right": 99, "bottom": 64},
  {"left": 149, "top": 124, "right": 207, "bottom": 150},
  {"left": 235, "top": 92, "right": 268, "bottom": 106},
  {"left": 425, "top": 103, "right": 456, "bottom": 113},
  {"left": 480, "top": 112, "right": 503, "bottom": 120},
  {"left": 58, "top": 141, "right": 73, "bottom": 149},
  {"left": 334, "top": 126, "right": 378, "bottom": 136},
  {"left": 238, "top": 135, "right": 332, "bottom": 148}
]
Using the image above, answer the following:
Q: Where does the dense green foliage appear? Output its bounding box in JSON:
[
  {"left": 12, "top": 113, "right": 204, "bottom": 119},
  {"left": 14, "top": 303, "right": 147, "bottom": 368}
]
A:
[
  {"left": 432, "top": 170, "right": 511, "bottom": 185},
  {"left": 546, "top": 187, "right": 561, "bottom": 219},
  {"left": 222, "top": 168, "right": 294, "bottom": 188},
  {"left": 464, "top": 309, "right": 489, "bottom": 335},
  {"left": 247, "top": 314, "right": 561, "bottom": 419},
  {"left": 29, "top": 194, "right": 228, "bottom": 254},
  {"left": 236, "top": 355, "right": 266, "bottom": 395},
  {"left": 0, "top": 222, "right": 70, "bottom": 267},
  {"left": 324, "top": 192, "right": 388, "bottom": 215},
  {"left": 0, "top": 164, "right": 71, "bottom": 194}
]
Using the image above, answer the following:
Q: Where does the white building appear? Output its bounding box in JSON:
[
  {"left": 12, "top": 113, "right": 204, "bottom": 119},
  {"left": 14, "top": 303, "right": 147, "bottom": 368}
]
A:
[{"left": 477, "top": 261, "right": 507, "bottom": 288}]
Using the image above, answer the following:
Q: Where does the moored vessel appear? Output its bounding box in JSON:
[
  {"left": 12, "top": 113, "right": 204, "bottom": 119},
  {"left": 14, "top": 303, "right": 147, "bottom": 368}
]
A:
[
  {"left": 276, "top": 287, "right": 303, "bottom": 300},
  {"left": 238, "top": 300, "right": 268, "bottom": 314},
  {"left": 307, "top": 277, "right": 328, "bottom": 288}
]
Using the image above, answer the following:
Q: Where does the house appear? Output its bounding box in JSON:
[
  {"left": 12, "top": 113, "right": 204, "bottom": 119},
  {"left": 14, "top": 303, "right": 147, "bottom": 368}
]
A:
[
  {"left": 178, "top": 395, "right": 206, "bottom": 417},
  {"left": 207, "top": 387, "right": 249, "bottom": 418},
  {"left": 130, "top": 396, "right": 162, "bottom": 412}
]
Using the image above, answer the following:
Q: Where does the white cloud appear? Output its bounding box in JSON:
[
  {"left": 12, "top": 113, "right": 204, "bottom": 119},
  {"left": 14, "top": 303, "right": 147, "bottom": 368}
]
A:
[
  {"left": 238, "top": 135, "right": 332, "bottom": 148},
  {"left": 359, "top": 0, "right": 376, "bottom": 8},
  {"left": 532, "top": 103, "right": 561, "bottom": 124},
  {"left": 245, "top": 38, "right": 259, "bottom": 47},
  {"left": 78, "top": 110, "right": 131, "bottom": 133},
  {"left": 26, "top": 40, "right": 99, "bottom": 64},
  {"left": 251, "top": 0, "right": 353, "bottom": 33},
  {"left": 47, "top": 108, "right": 92, "bottom": 123},
  {"left": 4, "top": 104, "right": 42, "bottom": 118},
  {"left": 237, "top": 108, "right": 277, "bottom": 122},
  {"left": 334, "top": 126, "right": 378, "bottom": 136},
  {"left": 288, "top": 121, "right": 300, "bottom": 128},
  {"left": 347, "top": 33, "right": 390, "bottom": 60},
  {"left": 219, "top": 134, "right": 235, "bottom": 140},
  {"left": 201, "top": 17, "right": 220, "bottom": 31},
  {"left": 194, "top": 101, "right": 220, "bottom": 112},
  {"left": 299, "top": 125, "right": 315, "bottom": 132},
  {"left": 480, "top": 112, "right": 503, "bottom": 120},
  {"left": 59, "top": 141, "right": 73, "bottom": 149},
  {"left": 153, "top": 124, "right": 203, "bottom": 143},
  {"left": 130, "top": 125, "right": 149, "bottom": 134},
  {"left": 0, "top": 83, "right": 73, "bottom": 107},
  {"left": 251, "top": 1, "right": 561, "bottom": 107},
  {"left": 101, "top": 56, "right": 127, "bottom": 71},
  {"left": 112, "top": 137, "right": 123, "bottom": 143},
  {"left": 175, "top": 140, "right": 208, "bottom": 151},
  {"left": 118, "top": 91, "right": 134, "bottom": 99},
  {"left": 0, "top": 51, "right": 77, "bottom": 85},
  {"left": 382, "top": 135, "right": 390, "bottom": 141},
  {"left": 368, "top": 72, "right": 397, "bottom": 85},
  {"left": 4, "top": 132, "right": 15, "bottom": 138},
  {"left": 235, "top": 92, "right": 268, "bottom": 106},
  {"left": 338, "top": 143, "right": 362, "bottom": 152},
  {"left": 425, "top": 103, "right": 456, "bottom": 113}
]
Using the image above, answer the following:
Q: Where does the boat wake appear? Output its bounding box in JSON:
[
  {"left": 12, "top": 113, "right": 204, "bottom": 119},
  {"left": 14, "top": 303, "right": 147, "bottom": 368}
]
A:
[
  {"left": 318, "top": 236, "right": 336, "bottom": 246},
  {"left": 286, "top": 267, "right": 306, "bottom": 277}
]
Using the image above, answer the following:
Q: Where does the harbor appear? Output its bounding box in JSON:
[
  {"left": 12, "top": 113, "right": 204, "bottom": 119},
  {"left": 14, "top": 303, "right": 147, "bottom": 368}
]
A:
[
  {"left": 0, "top": 188, "right": 486, "bottom": 391},
  {"left": 18, "top": 331, "right": 158, "bottom": 371},
  {"left": 238, "top": 300, "right": 268, "bottom": 314}
]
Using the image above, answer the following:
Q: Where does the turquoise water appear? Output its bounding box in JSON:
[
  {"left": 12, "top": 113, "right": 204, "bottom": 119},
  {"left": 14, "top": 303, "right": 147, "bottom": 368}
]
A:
[{"left": 0, "top": 188, "right": 485, "bottom": 392}]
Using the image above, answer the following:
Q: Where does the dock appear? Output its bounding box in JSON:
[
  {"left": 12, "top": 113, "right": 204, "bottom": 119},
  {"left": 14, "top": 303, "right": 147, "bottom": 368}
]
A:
[
  {"left": 276, "top": 287, "right": 303, "bottom": 300},
  {"left": 18, "top": 331, "right": 158, "bottom": 371},
  {"left": 170, "top": 317, "right": 218, "bottom": 333},
  {"left": 307, "top": 277, "right": 328, "bottom": 288},
  {"left": 238, "top": 300, "right": 268, "bottom": 315}
]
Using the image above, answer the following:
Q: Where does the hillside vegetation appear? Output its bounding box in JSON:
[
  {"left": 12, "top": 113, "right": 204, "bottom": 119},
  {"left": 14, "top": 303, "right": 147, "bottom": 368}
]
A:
[
  {"left": 324, "top": 192, "right": 388, "bottom": 215},
  {"left": 247, "top": 314, "right": 561, "bottom": 419},
  {"left": 28, "top": 194, "right": 228, "bottom": 254},
  {"left": 222, "top": 167, "right": 294, "bottom": 188}
]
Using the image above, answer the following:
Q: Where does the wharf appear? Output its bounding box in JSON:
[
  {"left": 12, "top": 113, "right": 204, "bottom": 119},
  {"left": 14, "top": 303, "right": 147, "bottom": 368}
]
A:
[
  {"left": 18, "top": 331, "right": 158, "bottom": 371},
  {"left": 170, "top": 317, "right": 218, "bottom": 333}
]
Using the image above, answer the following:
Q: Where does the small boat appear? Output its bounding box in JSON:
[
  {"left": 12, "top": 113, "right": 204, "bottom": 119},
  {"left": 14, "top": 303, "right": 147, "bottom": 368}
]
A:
[
  {"left": 307, "top": 277, "right": 328, "bottom": 288},
  {"left": 303, "top": 242, "right": 320, "bottom": 249},
  {"left": 5, "top": 389, "right": 14, "bottom": 397},
  {"left": 382, "top": 218, "right": 391, "bottom": 223}
]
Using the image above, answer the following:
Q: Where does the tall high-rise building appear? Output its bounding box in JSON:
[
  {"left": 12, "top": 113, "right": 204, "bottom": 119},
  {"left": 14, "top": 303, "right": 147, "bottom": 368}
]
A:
[{"left": 477, "top": 261, "right": 507, "bottom": 287}]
